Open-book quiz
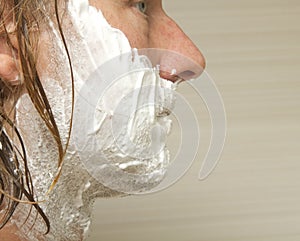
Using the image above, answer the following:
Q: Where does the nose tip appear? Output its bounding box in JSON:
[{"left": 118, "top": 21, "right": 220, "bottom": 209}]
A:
[
  {"left": 138, "top": 48, "right": 205, "bottom": 83},
  {"left": 148, "top": 15, "right": 206, "bottom": 82},
  {"left": 159, "top": 50, "right": 205, "bottom": 82}
]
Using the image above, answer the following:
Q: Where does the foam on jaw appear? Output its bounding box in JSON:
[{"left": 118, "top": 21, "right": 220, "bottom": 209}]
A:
[
  {"left": 13, "top": 1, "right": 176, "bottom": 240},
  {"left": 66, "top": 0, "right": 176, "bottom": 193}
]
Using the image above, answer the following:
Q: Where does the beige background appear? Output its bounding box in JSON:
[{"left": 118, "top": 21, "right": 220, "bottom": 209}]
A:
[{"left": 87, "top": 0, "right": 300, "bottom": 240}]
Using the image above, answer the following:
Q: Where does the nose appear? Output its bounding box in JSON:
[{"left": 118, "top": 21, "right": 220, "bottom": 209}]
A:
[{"left": 148, "top": 13, "right": 206, "bottom": 82}]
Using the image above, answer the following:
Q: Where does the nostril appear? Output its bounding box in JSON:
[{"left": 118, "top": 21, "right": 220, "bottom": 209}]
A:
[
  {"left": 137, "top": 48, "right": 204, "bottom": 82},
  {"left": 178, "top": 70, "right": 196, "bottom": 80},
  {"left": 159, "top": 70, "right": 180, "bottom": 82},
  {"left": 159, "top": 70, "right": 199, "bottom": 83}
]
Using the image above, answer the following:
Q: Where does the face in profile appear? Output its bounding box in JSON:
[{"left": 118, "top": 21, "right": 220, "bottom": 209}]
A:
[{"left": 0, "top": 0, "right": 206, "bottom": 240}]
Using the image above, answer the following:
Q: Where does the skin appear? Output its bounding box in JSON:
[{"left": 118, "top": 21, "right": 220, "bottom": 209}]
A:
[
  {"left": 1, "top": 0, "right": 205, "bottom": 240},
  {"left": 0, "top": 0, "right": 205, "bottom": 85},
  {"left": 1, "top": 224, "right": 21, "bottom": 241},
  {"left": 90, "top": 0, "right": 205, "bottom": 80}
]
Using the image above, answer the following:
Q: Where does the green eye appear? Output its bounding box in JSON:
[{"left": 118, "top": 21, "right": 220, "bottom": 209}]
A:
[{"left": 135, "top": 1, "right": 147, "bottom": 14}]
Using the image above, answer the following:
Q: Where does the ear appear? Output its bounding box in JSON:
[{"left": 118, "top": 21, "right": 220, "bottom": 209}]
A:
[{"left": 0, "top": 23, "right": 20, "bottom": 86}]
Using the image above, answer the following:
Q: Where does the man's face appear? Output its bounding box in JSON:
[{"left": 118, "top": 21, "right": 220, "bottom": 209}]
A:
[
  {"left": 25, "top": 0, "right": 207, "bottom": 195},
  {"left": 89, "top": 0, "right": 205, "bottom": 80}
]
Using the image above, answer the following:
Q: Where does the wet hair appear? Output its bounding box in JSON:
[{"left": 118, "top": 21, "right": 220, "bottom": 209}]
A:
[{"left": 0, "top": 0, "right": 73, "bottom": 233}]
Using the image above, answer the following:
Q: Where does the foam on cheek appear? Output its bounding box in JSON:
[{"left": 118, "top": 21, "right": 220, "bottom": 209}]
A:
[
  {"left": 18, "top": 0, "right": 172, "bottom": 194},
  {"left": 12, "top": 1, "right": 174, "bottom": 240},
  {"left": 67, "top": 0, "right": 173, "bottom": 193},
  {"left": 68, "top": 0, "right": 132, "bottom": 80},
  {"left": 12, "top": 1, "right": 176, "bottom": 240},
  {"left": 17, "top": 0, "right": 175, "bottom": 196}
]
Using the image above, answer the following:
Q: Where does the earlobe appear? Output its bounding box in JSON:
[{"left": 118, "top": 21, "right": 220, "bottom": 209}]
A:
[
  {"left": 0, "top": 53, "right": 20, "bottom": 85},
  {"left": 0, "top": 30, "right": 20, "bottom": 86}
]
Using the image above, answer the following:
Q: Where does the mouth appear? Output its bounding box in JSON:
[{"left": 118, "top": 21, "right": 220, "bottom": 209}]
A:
[
  {"left": 155, "top": 77, "right": 177, "bottom": 119},
  {"left": 156, "top": 107, "right": 172, "bottom": 117}
]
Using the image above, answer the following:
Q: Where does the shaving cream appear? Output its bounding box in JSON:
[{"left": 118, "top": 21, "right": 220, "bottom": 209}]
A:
[{"left": 11, "top": 0, "right": 176, "bottom": 240}]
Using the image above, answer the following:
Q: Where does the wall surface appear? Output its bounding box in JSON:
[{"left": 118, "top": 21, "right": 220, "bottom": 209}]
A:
[{"left": 87, "top": 1, "right": 300, "bottom": 240}]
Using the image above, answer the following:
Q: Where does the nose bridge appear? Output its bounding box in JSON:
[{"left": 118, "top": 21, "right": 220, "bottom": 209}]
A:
[{"left": 150, "top": 14, "right": 206, "bottom": 81}]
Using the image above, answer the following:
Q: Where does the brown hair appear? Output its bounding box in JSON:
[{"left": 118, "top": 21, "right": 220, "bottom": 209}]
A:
[{"left": 0, "top": 0, "right": 73, "bottom": 233}]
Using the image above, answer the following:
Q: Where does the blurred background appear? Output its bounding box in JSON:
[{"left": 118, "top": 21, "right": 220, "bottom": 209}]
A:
[{"left": 87, "top": 0, "right": 300, "bottom": 240}]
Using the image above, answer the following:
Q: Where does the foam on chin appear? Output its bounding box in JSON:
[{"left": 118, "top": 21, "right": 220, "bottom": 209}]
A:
[
  {"left": 12, "top": 0, "right": 175, "bottom": 240},
  {"left": 67, "top": 0, "right": 174, "bottom": 193}
]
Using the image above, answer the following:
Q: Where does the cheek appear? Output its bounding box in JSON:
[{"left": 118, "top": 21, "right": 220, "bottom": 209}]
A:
[
  {"left": 89, "top": 0, "right": 150, "bottom": 48},
  {"left": 106, "top": 15, "right": 150, "bottom": 48},
  {"left": 118, "top": 22, "right": 149, "bottom": 48},
  {"left": 120, "top": 11, "right": 150, "bottom": 48}
]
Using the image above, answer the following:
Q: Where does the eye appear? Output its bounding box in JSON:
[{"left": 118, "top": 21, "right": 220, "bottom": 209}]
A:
[{"left": 135, "top": 1, "right": 147, "bottom": 14}]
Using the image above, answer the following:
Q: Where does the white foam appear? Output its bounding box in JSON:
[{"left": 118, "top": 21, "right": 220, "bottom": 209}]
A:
[{"left": 13, "top": 0, "right": 175, "bottom": 240}]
